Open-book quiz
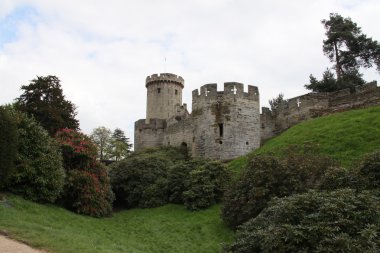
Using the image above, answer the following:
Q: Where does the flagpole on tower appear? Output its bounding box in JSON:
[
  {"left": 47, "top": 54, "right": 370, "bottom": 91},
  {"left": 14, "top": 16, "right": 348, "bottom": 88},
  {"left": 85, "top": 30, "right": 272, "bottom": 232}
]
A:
[{"left": 164, "top": 57, "right": 167, "bottom": 73}]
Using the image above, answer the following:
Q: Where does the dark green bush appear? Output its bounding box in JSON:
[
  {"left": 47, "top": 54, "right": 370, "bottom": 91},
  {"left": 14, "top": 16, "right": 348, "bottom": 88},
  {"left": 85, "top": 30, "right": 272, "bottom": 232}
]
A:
[
  {"left": 222, "top": 152, "right": 335, "bottom": 229},
  {"left": 0, "top": 106, "right": 18, "bottom": 189},
  {"left": 228, "top": 189, "right": 380, "bottom": 253},
  {"left": 8, "top": 110, "right": 65, "bottom": 203},
  {"left": 109, "top": 156, "right": 171, "bottom": 208},
  {"left": 55, "top": 129, "right": 114, "bottom": 217},
  {"left": 357, "top": 151, "right": 380, "bottom": 190},
  {"left": 167, "top": 159, "right": 207, "bottom": 204},
  {"left": 183, "top": 161, "right": 230, "bottom": 211},
  {"left": 64, "top": 163, "right": 114, "bottom": 217},
  {"left": 318, "top": 166, "right": 357, "bottom": 190}
]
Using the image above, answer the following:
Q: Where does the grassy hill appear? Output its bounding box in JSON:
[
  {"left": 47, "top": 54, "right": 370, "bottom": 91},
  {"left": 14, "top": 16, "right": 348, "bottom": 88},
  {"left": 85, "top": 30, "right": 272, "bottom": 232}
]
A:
[
  {"left": 229, "top": 105, "right": 380, "bottom": 172},
  {"left": 0, "top": 194, "right": 232, "bottom": 253}
]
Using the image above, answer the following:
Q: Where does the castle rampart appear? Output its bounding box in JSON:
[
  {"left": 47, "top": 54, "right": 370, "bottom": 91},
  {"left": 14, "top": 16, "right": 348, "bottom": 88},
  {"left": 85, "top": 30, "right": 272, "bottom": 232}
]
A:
[
  {"left": 136, "top": 73, "right": 380, "bottom": 160},
  {"left": 260, "top": 81, "right": 380, "bottom": 143}
]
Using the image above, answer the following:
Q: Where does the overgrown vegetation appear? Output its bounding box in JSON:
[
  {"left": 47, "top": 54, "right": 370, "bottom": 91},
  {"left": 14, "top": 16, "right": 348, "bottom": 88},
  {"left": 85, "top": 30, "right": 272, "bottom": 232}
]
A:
[
  {"left": 0, "top": 106, "right": 17, "bottom": 189},
  {"left": 7, "top": 108, "right": 65, "bottom": 203},
  {"left": 55, "top": 128, "right": 114, "bottom": 217},
  {"left": 109, "top": 147, "right": 231, "bottom": 211}
]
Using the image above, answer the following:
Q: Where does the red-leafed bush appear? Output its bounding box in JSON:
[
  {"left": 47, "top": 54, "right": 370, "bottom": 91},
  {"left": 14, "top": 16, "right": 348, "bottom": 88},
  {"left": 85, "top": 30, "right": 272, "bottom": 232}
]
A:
[{"left": 55, "top": 129, "right": 114, "bottom": 217}]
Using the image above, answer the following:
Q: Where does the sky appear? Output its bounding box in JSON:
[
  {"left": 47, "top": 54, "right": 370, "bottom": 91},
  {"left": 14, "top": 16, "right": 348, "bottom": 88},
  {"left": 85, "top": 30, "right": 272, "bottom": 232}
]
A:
[{"left": 1, "top": 0, "right": 379, "bottom": 147}]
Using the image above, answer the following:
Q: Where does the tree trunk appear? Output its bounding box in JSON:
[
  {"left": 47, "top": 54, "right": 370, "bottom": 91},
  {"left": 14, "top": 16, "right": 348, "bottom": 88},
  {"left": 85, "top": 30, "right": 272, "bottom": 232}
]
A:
[{"left": 334, "top": 41, "right": 342, "bottom": 80}]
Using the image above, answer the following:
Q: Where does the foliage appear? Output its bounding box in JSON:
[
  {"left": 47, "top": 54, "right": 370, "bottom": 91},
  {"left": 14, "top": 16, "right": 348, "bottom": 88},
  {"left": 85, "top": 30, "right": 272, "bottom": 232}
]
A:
[
  {"left": 90, "top": 126, "right": 112, "bottom": 161},
  {"left": 183, "top": 161, "right": 230, "bottom": 211},
  {"left": 222, "top": 150, "right": 335, "bottom": 229},
  {"left": 167, "top": 159, "right": 207, "bottom": 204},
  {"left": 227, "top": 189, "right": 380, "bottom": 253},
  {"left": 108, "top": 128, "right": 132, "bottom": 161},
  {"left": 7, "top": 109, "right": 65, "bottom": 203},
  {"left": 0, "top": 194, "right": 233, "bottom": 253},
  {"left": 305, "top": 13, "right": 380, "bottom": 92},
  {"left": 55, "top": 128, "right": 97, "bottom": 170},
  {"left": 317, "top": 166, "right": 357, "bottom": 191},
  {"left": 357, "top": 151, "right": 380, "bottom": 190},
  {"left": 131, "top": 146, "right": 189, "bottom": 162},
  {"left": 55, "top": 128, "right": 113, "bottom": 217},
  {"left": 322, "top": 13, "right": 380, "bottom": 78},
  {"left": 15, "top": 75, "right": 79, "bottom": 136},
  {"left": 64, "top": 163, "right": 114, "bottom": 217},
  {"left": 268, "top": 93, "right": 285, "bottom": 113},
  {"left": 109, "top": 156, "right": 172, "bottom": 208},
  {"left": 305, "top": 68, "right": 365, "bottom": 92},
  {"left": 0, "top": 106, "right": 18, "bottom": 189}
]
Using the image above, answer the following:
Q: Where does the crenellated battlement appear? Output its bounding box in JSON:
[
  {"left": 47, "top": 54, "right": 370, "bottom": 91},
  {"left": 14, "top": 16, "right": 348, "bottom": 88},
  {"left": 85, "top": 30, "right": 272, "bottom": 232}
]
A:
[
  {"left": 192, "top": 82, "right": 259, "bottom": 104},
  {"left": 146, "top": 73, "right": 184, "bottom": 88}
]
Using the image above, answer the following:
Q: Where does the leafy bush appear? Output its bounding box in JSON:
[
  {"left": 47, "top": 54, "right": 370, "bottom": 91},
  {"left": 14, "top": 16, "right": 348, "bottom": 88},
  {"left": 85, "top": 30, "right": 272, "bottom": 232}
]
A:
[
  {"left": 8, "top": 110, "right": 65, "bottom": 203},
  {"left": 222, "top": 151, "right": 335, "bottom": 229},
  {"left": 228, "top": 189, "right": 380, "bottom": 253},
  {"left": 167, "top": 159, "right": 207, "bottom": 204},
  {"left": 109, "top": 156, "right": 171, "bottom": 208},
  {"left": 55, "top": 129, "right": 114, "bottom": 217},
  {"left": 318, "top": 166, "right": 357, "bottom": 190},
  {"left": 55, "top": 128, "right": 97, "bottom": 170},
  {"left": 64, "top": 163, "right": 114, "bottom": 217},
  {"left": 0, "top": 106, "right": 18, "bottom": 189},
  {"left": 357, "top": 151, "right": 380, "bottom": 190},
  {"left": 183, "top": 161, "right": 230, "bottom": 211}
]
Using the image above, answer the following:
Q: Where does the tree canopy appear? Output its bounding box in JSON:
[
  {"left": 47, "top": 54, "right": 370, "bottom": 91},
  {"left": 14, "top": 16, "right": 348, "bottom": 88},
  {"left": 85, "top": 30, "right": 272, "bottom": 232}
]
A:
[
  {"left": 91, "top": 126, "right": 112, "bottom": 161},
  {"left": 305, "top": 13, "right": 380, "bottom": 92},
  {"left": 16, "top": 75, "right": 79, "bottom": 135}
]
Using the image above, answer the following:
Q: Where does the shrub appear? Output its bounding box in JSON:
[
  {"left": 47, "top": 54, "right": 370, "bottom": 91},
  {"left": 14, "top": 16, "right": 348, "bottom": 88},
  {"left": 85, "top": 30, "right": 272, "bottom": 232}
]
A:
[
  {"left": 228, "top": 189, "right": 380, "bottom": 253},
  {"left": 8, "top": 110, "right": 65, "bottom": 203},
  {"left": 167, "top": 159, "right": 207, "bottom": 204},
  {"left": 0, "top": 106, "right": 18, "bottom": 189},
  {"left": 64, "top": 163, "right": 114, "bottom": 217},
  {"left": 55, "top": 129, "right": 114, "bottom": 217},
  {"left": 109, "top": 156, "right": 171, "bottom": 208},
  {"left": 357, "top": 151, "right": 380, "bottom": 190},
  {"left": 318, "top": 166, "right": 357, "bottom": 190},
  {"left": 222, "top": 151, "right": 335, "bottom": 229},
  {"left": 183, "top": 161, "right": 230, "bottom": 211},
  {"left": 55, "top": 128, "right": 97, "bottom": 170}
]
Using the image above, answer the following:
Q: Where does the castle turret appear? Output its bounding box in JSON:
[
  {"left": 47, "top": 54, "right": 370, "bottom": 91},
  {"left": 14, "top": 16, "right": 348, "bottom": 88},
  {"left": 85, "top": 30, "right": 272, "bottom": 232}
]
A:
[{"left": 146, "top": 73, "right": 184, "bottom": 120}]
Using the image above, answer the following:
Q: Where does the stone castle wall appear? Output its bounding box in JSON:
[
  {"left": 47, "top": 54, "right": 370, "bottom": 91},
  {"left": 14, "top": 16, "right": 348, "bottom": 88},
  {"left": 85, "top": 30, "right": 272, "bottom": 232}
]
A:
[
  {"left": 260, "top": 82, "right": 380, "bottom": 143},
  {"left": 134, "top": 74, "right": 261, "bottom": 160},
  {"left": 135, "top": 73, "right": 380, "bottom": 160}
]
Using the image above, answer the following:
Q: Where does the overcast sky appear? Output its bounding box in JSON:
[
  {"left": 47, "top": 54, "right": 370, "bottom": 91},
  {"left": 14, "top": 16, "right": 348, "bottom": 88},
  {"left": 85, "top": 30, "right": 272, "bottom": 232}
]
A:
[{"left": 1, "top": 0, "right": 379, "bottom": 146}]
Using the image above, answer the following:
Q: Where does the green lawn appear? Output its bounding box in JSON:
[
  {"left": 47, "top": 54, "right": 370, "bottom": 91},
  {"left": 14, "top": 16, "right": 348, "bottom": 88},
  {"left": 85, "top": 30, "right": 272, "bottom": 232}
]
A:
[
  {"left": 229, "top": 106, "right": 380, "bottom": 172},
  {"left": 0, "top": 194, "right": 233, "bottom": 253}
]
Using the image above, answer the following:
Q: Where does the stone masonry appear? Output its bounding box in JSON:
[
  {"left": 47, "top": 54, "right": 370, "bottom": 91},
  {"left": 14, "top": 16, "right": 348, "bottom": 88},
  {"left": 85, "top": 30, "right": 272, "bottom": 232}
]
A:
[
  {"left": 135, "top": 73, "right": 260, "bottom": 160},
  {"left": 135, "top": 73, "right": 380, "bottom": 160}
]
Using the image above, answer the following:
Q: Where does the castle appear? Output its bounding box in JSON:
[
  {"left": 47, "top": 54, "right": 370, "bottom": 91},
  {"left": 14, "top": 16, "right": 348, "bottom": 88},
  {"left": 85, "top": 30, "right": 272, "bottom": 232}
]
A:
[{"left": 135, "top": 73, "right": 380, "bottom": 160}]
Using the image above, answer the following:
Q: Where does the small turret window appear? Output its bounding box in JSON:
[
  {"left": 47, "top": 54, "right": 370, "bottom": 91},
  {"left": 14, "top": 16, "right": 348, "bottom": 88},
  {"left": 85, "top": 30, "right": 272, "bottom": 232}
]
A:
[
  {"left": 157, "top": 88, "right": 161, "bottom": 93},
  {"left": 175, "top": 89, "right": 178, "bottom": 95},
  {"left": 219, "top": 123, "right": 224, "bottom": 137}
]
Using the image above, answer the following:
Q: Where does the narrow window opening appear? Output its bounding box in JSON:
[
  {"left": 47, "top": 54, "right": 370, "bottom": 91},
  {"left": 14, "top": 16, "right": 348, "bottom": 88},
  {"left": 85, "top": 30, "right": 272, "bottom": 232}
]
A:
[
  {"left": 219, "top": 141, "right": 223, "bottom": 144},
  {"left": 192, "top": 137, "right": 195, "bottom": 143},
  {"left": 246, "top": 141, "right": 249, "bottom": 145},
  {"left": 231, "top": 85, "right": 237, "bottom": 95},
  {"left": 175, "top": 89, "right": 178, "bottom": 95},
  {"left": 157, "top": 88, "right": 161, "bottom": 93},
  {"left": 218, "top": 123, "right": 224, "bottom": 137}
]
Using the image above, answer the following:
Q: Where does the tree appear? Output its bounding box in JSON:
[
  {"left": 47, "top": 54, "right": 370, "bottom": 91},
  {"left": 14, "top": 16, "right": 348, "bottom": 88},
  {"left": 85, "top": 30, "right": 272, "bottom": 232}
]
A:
[
  {"left": 305, "top": 13, "right": 380, "bottom": 92},
  {"left": 0, "top": 106, "right": 18, "bottom": 189},
  {"left": 108, "top": 128, "right": 132, "bottom": 161},
  {"left": 322, "top": 13, "right": 380, "bottom": 80},
  {"left": 268, "top": 93, "right": 285, "bottom": 112},
  {"left": 15, "top": 75, "right": 79, "bottom": 136},
  {"left": 91, "top": 126, "right": 112, "bottom": 161}
]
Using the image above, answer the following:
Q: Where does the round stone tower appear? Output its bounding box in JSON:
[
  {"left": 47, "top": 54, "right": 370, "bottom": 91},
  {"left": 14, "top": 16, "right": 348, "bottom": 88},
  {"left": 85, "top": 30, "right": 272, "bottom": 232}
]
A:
[{"left": 146, "top": 73, "right": 184, "bottom": 120}]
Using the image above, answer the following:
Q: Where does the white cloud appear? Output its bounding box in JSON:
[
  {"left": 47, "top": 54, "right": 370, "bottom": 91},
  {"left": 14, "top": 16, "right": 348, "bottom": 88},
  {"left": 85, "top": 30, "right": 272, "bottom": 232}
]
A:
[{"left": 0, "top": 0, "right": 379, "bottom": 147}]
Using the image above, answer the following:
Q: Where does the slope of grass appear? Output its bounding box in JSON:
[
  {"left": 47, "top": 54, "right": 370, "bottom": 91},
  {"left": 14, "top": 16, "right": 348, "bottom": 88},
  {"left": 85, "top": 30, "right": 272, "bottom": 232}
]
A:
[
  {"left": 0, "top": 194, "right": 232, "bottom": 253},
  {"left": 229, "top": 106, "right": 380, "bottom": 171}
]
